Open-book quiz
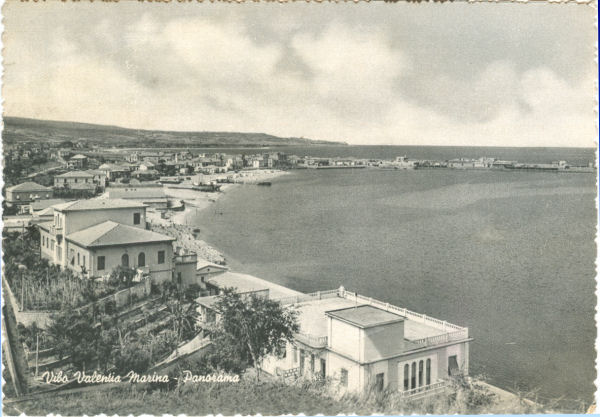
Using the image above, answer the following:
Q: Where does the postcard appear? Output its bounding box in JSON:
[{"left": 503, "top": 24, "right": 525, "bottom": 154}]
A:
[{"left": 1, "top": 1, "right": 597, "bottom": 415}]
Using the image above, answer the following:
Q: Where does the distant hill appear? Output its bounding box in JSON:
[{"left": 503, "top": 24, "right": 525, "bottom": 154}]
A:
[{"left": 2, "top": 117, "right": 347, "bottom": 148}]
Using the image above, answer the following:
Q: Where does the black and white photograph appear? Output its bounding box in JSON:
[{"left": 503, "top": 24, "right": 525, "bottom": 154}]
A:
[{"left": 0, "top": 1, "right": 597, "bottom": 415}]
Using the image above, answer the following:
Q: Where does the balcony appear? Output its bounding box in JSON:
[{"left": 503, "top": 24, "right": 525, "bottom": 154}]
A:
[
  {"left": 174, "top": 253, "right": 197, "bottom": 264},
  {"left": 50, "top": 225, "right": 63, "bottom": 237},
  {"left": 294, "top": 332, "right": 328, "bottom": 348}
]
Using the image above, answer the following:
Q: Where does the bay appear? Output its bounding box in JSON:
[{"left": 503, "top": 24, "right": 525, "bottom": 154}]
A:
[{"left": 189, "top": 146, "right": 597, "bottom": 405}]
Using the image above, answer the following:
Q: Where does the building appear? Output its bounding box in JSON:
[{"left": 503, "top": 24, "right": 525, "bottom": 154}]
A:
[
  {"left": 5, "top": 182, "right": 53, "bottom": 207},
  {"left": 256, "top": 288, "right": 471, "bottom": 397},
  {"left": 38, "top": 198, "right": 175, "bottom": 283},
  {"left": 27, "top": 199, "right": 70, "bottom": 216},
  {"left": 196, "top": 260, "right": 228, "bottom": 284},
  {"left": 54, "top": 171, "right": 97, "bottom": 188},
  {"left": 98, "top": 163, "right": 130, "bottom": 181},
  {"left": 67, "top": 154, "right": 88, "bottom": 169}
]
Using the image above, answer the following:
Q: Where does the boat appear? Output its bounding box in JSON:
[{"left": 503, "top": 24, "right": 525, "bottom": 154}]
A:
[{"left": 257, "top": 182, "right": 271, "bottom": 186}]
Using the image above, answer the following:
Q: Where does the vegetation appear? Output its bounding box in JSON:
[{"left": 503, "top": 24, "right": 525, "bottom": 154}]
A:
[
  {"left": 3, "top": 116, "right": 346, "bottom": 149},
  {"left": 208, "top": 289, "right": 299, "bottom": 381},
  {"left": 2, "top": 230, "right": 139, "bottom": 310},
  {"left": 6, "top": 372, "right": 578, "bottom": 416}
]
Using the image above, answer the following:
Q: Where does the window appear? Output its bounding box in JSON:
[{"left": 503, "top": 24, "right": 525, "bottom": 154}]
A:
[
  {"left": 426, "top": 359, "right": 431, "bottom": 385},
  {"left": 121, "top": 253, "right": 129, "bottom": 268},
  {"left": 340, "top": 369, "right": 348, "bottom": 387},
  {"left": 82, "top": 256, "right": 86, "bottom": 267},
  {"left": 77, "top": 253, "right": 80, "bottom": 265},
  {"left": 403, "top": 364, "right": 409, "bottom": 391},
  {"left": 418, "top": 360, "right": 424, "bottom": 387},
  {"left": 98, "top": 256, "right": 105, "bottom": 271},
  {"left": 310, "top": 354, "right": 315, "bottom": 372},
  {"left": 133, "top": 213, "right": 141, "bottom": 225},
  {"left": 158, "top": 250, "right": 165, "bottom": 264},
  {"left": 138, "top": 252, "right": 145, "bottom": 267},
  {"left": 50, "top": 240, "right": 55, "bottom": 250},
  {"left": 293, "top": 346, "right": 298, "bottom": 364},
  {"left": 411, "top": 362, "right": 416, "bottom": 389},
  {"left": 57, "top": 246, "right": 62, "bottom": 259}
]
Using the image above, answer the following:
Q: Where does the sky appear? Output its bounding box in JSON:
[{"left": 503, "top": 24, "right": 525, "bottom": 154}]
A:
[{"left": 2, "top": 1, "right": 597, "bottom": 147}]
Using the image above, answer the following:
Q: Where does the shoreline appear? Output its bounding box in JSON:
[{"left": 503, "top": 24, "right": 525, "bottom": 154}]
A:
[{"left": 147, "top": 169, "right": 289, "bottom": 266}]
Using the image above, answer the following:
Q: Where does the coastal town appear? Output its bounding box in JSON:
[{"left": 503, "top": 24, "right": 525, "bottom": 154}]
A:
[{"left": 2, "top": 136, "right": 592, "bottom": 413}]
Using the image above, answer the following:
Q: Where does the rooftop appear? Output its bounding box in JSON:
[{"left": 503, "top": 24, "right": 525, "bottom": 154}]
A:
[
  {"left": 326, "top": 305, "right": 405, "bottom": 329},
  {"left": 288, "top": 291, "right": 453, "bottom": 343},
  {"left": 31, "top": 199, "right": 69, "bottom": 211},
  {"left": 197, "top": 258, "right": 228, "bottom": 271},
  {"left": 195, "top": 295, "right": 219, "bottom": 309},
  {"left": 206, "top": 272, "right": 301, "bottom": 299},
  {"left": 55, "top": 171, "right": 94, "bottom": 178},
  {"left": 52, "top": 198, "right": 146, "bottom": 212},
  {"left": 70, "top": 154, "right": 88, "bottom": 159},
  {"left": 66, "top": 220, "right": 174, "bottom": 248},
  {"left": 7, "top": 182, "right": 51, "bottom": 192},
  {"left": 107, "top": 188, "right": 167, "bottom": 200}
]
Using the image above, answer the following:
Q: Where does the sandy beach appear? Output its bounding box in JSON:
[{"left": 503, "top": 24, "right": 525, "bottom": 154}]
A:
[{"left": 147, "top": 169, "right": 288, "bottom": 266}]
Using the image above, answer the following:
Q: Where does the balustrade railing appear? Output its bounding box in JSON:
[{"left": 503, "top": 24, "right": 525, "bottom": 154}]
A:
[
  {"left": 276, "top": 287, "right": 469, "bottom": 350},
  {"left": 294, "top": 332, "right": 328, "bottom": 348},
  {"left": 399, "top": 380, "right": 447, "bottom": 398}
]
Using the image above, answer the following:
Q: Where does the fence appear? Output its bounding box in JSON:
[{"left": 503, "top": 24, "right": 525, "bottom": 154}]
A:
[
  {"left": 274, "top": 289, "right": 340, "bottom": 305},
  {"left": 398, "top": 380, "right": 447, "bottom": 399},
  {"left": 339, "top": 289, "right": 468, "bottom": 334},
  {"left": 294, "top": 332, "right": 328, "bottom": 348}
]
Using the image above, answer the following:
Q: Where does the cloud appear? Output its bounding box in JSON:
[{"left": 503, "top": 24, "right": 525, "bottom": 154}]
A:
[{"left": 2, "top": 5, "right": 596, "bottom": 148}]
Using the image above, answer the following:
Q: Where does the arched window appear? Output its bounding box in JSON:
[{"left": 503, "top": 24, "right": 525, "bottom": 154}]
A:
[
  {"left": 411, "top": 362, "right": 416, "bottom": 389},
  {"left": 418, "top": 360, "right": 424, "bottom": 387},
  {"left": 138, "top": 252, "right": 145, "bottom": 267},
  {"left": 403, "top": 364, "right": 409, "bottom": 391},
  {"left": 426, "top": 359, "right": 431, "bottom": 385},
  {"left": 121, "top": 253, "right": 129, "bottom": 267}
]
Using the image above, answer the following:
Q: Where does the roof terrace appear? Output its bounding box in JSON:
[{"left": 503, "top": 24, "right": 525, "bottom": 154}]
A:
[{"left": 275, "top": 287, "right": 469, "bottom": 351}]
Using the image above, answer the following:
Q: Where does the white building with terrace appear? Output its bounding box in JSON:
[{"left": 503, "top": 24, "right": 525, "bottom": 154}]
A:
[{"left": 261, "top": 287, "right": 471, "bottom": 398}]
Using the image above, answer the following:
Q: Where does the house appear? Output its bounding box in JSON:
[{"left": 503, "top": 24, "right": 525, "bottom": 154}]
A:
[
  {"left": 257, "top": 287, "right": 471, "bottom": 397},
  {"left": 131, "top": 169, "right": 160, "bottom": 181},
  {"left": 54, "top": 171, "right": 96, "bottom": 188},
  {"left": 196, "top": 260, "right": 228, "bottom": 284},
  {"left": 5, "top": 182, "right": 53, "bottom": 207},
  {"left": 138, "top": 161, "right": 155, "bottom": 171},
  {"left": 106, "top": 186, "right": 168, "bottom": 209},
  {"left": 38, "top": 198, "right": 175, "bottom": 283},
  {"left": 67, "top": 154, "right": 88, "bottom": 169},
  {"left": 98, "top": 163, "right": 130, "bottom": 181}
]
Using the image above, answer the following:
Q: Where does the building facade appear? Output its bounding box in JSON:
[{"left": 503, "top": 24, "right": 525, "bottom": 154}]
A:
[
  {"left": 258, "top": 288, "right": 471, "bottom": 398},
  {"left": 5, "top": 182, "right": 53, "bottom": 207},
  {"left": 38, "top": 198, "right": 176, "bottom": 283}
]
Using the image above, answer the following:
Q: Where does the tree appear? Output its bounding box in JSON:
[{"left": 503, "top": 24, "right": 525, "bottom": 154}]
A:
[
  {"left": 210, "top": 289, "right": 299, "bottom": 381},
  {"left": 167, "top": 299, "right": 199, "bottom": 346},
  {"left": 46, "top": 309, "right": 100, "bottom": 370}
]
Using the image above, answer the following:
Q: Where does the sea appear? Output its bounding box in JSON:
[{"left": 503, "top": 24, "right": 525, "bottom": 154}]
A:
[{"left": 188, "top": 146, "right": 597, "bottom": 406}]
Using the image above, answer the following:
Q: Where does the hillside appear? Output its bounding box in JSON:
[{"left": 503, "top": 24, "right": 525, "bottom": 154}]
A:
[{"left": 2, "top": 117, "right": 346, "bottom": 148}]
